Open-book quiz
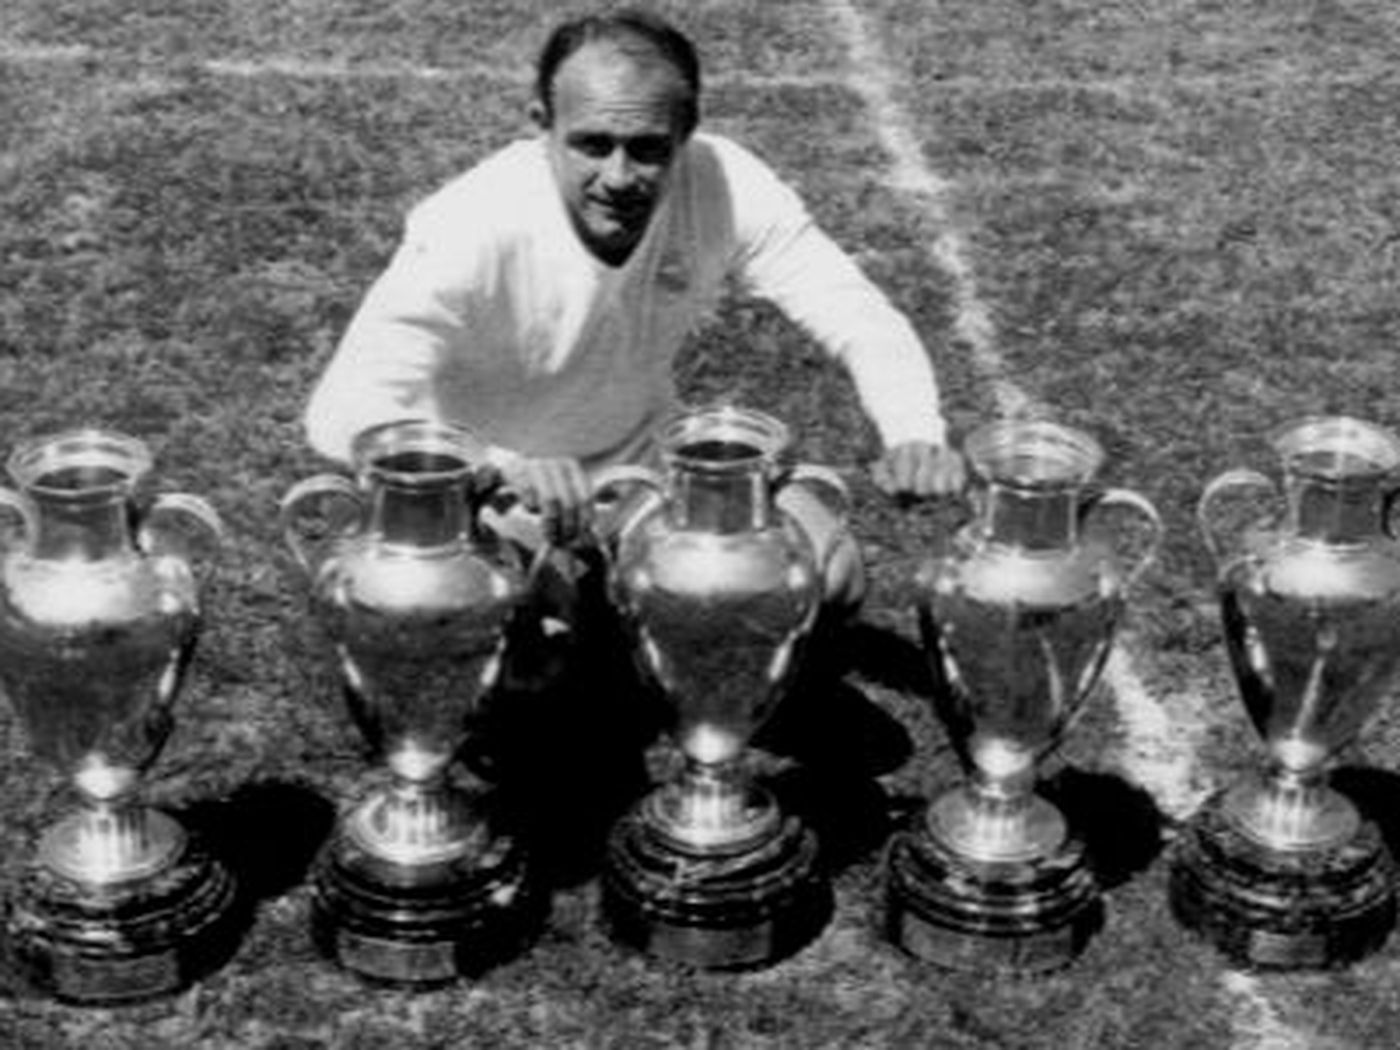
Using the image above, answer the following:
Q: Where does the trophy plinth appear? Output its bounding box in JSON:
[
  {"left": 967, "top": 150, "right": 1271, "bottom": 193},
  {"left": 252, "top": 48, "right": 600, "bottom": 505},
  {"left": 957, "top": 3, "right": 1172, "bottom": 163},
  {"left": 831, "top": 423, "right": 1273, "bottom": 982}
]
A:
[
  {"left": 1170, "top": 791, "right": 1393, "bottom": 971},
  {"left": 889, "top": 420, "right": 1161, "bottom": 974},
  {"left": 885, "top": 818, "right": 1099, "bottom": 974},
  {"left": 0, "top": 430, "right": 240, "bottom": 1004},
  {"left": 9, "top": 825, "right": 240, "bottom": 1005},
  {"left": 282, "top": 421, "right": 543, "bottom": 987},
  {"left": 1176, "top": 417, "right": 1400, "bottom": 971},
  {"left": 594, "top": 407, "right": 843, "bottom": 970},
  {"left": 602, "top": 777, "right": 827, "bottom": 970},
  {"left": 311, "top": 788, "right": 538, "bottom": 987}
]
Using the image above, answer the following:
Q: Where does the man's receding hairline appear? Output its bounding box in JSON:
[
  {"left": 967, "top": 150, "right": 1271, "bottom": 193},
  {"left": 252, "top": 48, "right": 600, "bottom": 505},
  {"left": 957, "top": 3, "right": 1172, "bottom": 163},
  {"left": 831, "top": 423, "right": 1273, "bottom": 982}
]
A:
[{"left": 534, "top": 10, "right": 701, "bottom": 132}]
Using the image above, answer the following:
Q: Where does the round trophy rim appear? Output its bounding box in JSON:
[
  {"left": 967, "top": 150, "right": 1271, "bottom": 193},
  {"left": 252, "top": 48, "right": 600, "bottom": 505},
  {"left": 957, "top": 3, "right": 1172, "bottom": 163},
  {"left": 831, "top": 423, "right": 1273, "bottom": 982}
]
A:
[
  {"left": 6, "top": 428, "right": 153, "bottom": 498},
  {"left": 659, "top": 404, "right": 792, "bottom": 472},
  {"left": 1269, "top": 415, "right": 1400, "bottom": 479},
  {"left": 962, "top": 418, "right": 1105, "bottom": 488},
  {"left": 350, "top": 419, "right": 489, "bottom": 487}
]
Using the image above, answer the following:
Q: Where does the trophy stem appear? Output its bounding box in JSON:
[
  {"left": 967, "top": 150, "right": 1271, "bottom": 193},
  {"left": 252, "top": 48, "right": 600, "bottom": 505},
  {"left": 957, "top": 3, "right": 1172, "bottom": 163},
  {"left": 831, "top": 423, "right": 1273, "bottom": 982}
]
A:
[
  {"left": 930, "top": 768, "right": 1065, "bottom": 865},
  {"left": 345, "top": 776, "right": 479, "bottom": 868},
  {"left": 648, "top": 757, "right": 780, "bottom": 854},
  {"left": 1224, "top": 766, "right": 1359, "bottom": 853},
  {"left": 39, "top": 799, "right": 185, "bottom": 887}
]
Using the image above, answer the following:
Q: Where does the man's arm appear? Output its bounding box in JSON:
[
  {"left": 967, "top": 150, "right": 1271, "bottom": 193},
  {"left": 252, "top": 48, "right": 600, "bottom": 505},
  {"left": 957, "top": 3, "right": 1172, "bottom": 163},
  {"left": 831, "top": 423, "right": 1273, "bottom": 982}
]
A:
[
  {"left": 718, "top": 139, "right": 963, "bottom": 494},
  {"left": 304, "top": 224, "right": 474, "bottom": 464}
]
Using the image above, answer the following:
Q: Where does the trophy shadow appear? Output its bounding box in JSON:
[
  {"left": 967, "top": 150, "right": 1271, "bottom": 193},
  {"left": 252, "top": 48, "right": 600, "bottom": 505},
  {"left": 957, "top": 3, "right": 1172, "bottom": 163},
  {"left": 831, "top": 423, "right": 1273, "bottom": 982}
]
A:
[
  {"left": 1041, "top": 765, "right": 1167, "bottom": 890},
  {"left": 180, "top": 778, "right": 338, "bottom": 912},
  {"left": 1333, "top": 764, "right": 1400, "bottom": 860},
  {"left": 757, "top": 620, "right": 921, "bottom": 873},
  {"left": 475, "top": 577, "right": 660, "bottom": 891}
]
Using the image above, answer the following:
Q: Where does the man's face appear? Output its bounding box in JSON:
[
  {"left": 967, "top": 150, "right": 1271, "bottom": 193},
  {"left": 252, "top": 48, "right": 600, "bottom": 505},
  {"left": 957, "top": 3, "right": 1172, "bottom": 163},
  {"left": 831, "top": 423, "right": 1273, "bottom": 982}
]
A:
[{"left": 534, "top": 43, "right": 692, "bottom": 266}]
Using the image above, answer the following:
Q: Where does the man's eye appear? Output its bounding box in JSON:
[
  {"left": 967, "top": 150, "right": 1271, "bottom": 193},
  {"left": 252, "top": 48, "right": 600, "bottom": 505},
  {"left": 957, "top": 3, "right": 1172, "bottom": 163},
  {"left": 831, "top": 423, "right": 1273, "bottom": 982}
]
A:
[
  {"left": 628, "top": 140, "right": 673, "bottom": 165},
  {"left": 572, "top": 137, "right": 613, "bottom": 158}
]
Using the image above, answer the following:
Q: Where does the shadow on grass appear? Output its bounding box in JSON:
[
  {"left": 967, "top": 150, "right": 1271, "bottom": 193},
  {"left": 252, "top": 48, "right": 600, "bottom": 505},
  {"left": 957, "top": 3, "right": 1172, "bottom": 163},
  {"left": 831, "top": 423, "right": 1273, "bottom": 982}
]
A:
[
  {"left": 487, "top": 614, "right": 925, "bottom": 886},
  {"left": 759, "top": 620, "right": 920, "bottom": 873},
  {"left": 1043, "top": 767, "right": 1166, "bottom": 890},
  {"left": 1334, "top": 765, "right": 1400, "bottom": 860},
  {"left": 181, "top": 779, "right": 337, "bottom": 904},
  {"left": 479, "top": 569, "right": 657, "bottom": 891}
]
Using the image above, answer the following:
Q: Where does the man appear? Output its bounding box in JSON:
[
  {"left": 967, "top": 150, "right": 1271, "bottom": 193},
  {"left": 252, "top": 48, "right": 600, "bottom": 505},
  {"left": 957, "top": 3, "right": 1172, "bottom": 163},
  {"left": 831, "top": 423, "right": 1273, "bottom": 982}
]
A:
[{"left": 305, "top": 9, "right": 964, "bottom": 610}]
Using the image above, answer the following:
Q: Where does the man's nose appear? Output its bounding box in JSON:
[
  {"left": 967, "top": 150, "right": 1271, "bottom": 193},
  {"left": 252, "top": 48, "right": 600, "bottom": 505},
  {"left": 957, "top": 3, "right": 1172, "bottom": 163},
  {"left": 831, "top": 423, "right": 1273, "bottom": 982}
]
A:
[{"left": 600, "top": 147, "right": 637, "bottom": 189}]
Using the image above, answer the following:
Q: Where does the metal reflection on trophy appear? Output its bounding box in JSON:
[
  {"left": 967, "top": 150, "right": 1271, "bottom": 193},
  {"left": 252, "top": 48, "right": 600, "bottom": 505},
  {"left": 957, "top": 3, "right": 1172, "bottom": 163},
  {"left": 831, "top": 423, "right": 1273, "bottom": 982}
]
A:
[
  {"left": 886, "top": 419, "right": 1161, "bottom": 973},
  {"left": 596, "top": 405, "right": 840, "bottom": 969},
  {"left": 281, "top": 419, "right": 542, "bottom": 986},
  {"left": 0, "top": 430, "right": 238, "bottom": 1005},
  {"left": 1171, "top": 416, "right": 1400, "bottom": 970}
]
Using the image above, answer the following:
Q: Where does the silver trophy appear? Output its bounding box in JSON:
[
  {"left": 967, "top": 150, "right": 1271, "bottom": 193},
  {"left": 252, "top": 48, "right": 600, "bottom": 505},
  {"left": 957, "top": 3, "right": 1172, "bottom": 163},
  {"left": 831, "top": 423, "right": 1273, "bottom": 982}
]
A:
[
  {"left": 596, "top": 405, "right": 844, "bottom": 969},
  {"left": 281, "top": 419, "right": 541, "bottom": 987},
  {"left": 0, "top": 429, "right": 237, "bottom": 1004},
  {"left": 887, "top": 419, "right": 1160, "bottom": 973},
  {"left": 1172, "top": 416, "right": 1400, "bottom": 969}
]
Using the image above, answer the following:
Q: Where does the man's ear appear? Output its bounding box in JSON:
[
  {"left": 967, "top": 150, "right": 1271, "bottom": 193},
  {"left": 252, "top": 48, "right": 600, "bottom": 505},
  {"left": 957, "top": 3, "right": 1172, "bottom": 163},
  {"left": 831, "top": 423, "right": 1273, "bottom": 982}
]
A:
[{"left": 528, "top": 99, "right": 550, "bottom": 132}]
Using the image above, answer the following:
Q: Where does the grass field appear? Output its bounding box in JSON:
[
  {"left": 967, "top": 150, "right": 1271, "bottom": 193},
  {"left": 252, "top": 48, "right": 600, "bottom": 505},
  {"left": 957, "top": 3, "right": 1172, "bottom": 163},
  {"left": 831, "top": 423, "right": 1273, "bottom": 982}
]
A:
[{"left": 3, "top": 1, "right": 1400, "bottom": 1046}]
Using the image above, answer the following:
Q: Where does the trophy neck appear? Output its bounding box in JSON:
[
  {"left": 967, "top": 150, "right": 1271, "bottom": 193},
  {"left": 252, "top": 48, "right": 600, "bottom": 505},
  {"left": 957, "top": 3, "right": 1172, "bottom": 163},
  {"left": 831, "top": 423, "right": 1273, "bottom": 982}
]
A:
[
  {"left": 28, "top": 489, "right": 137, "bottom": 562},
  {"left": 658, "top": 405, "right": 791, "bottom": 534},
  {"left": 1286, "top": 472, "right": 1389, "bottom": 546},
  {"left": 367, "top": 478, "right": 470, "bottom": 548},
  {"left": 666, "top": 461, "right": 771, "bottom": 533},
  {"left": 8, "top": 432, "right": 150, "bottom": 562},
  {"left": 964, "top": 420, "right": 1102, "bottom": 554},
  {"left": 980, "top": 480, "right": 1080, "bottom": 552}
]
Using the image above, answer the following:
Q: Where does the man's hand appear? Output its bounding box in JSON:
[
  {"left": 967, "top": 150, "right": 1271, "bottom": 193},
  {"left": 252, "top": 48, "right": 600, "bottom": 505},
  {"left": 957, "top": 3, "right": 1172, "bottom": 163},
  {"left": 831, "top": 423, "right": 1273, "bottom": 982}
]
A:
[
  {"left": 499, "top": 455, "right": 593, "bottom": 546},
  {"left": 871, "top": 440, "right": 966, "bottom": 500}
]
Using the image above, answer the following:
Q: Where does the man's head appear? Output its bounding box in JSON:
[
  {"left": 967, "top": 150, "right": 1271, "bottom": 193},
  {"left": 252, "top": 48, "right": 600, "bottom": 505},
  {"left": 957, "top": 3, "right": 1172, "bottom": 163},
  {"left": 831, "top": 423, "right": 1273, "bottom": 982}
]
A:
[{"left": 530, "top": 10, "right": 702, "bottom": 266}]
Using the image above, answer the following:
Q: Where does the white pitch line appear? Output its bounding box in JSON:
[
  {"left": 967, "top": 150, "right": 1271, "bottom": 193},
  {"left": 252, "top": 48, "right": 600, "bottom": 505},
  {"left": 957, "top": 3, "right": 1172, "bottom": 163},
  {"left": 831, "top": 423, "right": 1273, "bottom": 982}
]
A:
[
  {"left": 820, "top": 0, "right": 1212, "bottom": 817},
  {"left": 819, "top": 11, "right": 1319, "bottom": 1050},
  {"left": 1219, "top": 972, "right": 1354, "bottom": 1050},
  {"left": 819, "top": 0, "right": 1035, "bottom": 421}
]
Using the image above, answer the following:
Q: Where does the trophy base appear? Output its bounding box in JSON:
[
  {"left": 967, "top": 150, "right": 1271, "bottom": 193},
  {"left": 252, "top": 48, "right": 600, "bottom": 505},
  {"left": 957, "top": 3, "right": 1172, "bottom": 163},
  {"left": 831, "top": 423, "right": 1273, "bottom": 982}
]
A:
[
  {"left": 310, "top": 827, "right": 541, "bottom": 988},
  {"left": 6, "top": 832, "right": 241, "bottom": 1006},
  {"left": 1169, "top": 793, "right": 1395, "bottom": 971},
  {"left": 601, "top": 806, "right": 829, "bottom": 970},
  {"left": 884, "top": 822, "right": 1101, "bottom": 974}
]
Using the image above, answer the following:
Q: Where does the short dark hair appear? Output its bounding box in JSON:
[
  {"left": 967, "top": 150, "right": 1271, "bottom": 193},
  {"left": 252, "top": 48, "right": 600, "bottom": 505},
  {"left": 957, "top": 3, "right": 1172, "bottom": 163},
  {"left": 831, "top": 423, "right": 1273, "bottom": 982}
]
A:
[{"left": 534, "top": 9, "right": 701, "bottom": 136}]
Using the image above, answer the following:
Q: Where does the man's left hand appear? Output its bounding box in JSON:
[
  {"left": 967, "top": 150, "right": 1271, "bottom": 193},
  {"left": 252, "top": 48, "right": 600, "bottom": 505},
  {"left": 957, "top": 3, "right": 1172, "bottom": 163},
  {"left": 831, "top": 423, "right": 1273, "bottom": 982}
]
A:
[{"left": 871, "top": 440, "right": 966, "bottom": 499}]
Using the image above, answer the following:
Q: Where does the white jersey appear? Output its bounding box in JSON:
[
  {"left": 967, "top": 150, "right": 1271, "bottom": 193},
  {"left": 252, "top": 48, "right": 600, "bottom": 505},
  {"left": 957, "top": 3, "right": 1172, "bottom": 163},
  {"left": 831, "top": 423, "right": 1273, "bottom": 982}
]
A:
[{"left": 305, "top": 132, "right": 948, "bottom": 467}]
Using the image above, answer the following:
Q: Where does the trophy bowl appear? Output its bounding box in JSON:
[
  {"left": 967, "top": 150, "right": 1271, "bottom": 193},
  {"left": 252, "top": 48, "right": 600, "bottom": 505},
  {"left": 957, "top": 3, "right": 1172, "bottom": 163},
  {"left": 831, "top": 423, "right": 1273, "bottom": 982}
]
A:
[
  {"left": 281, "top": 420, "right": 544, "bottom": 987},
  {"left": 887, "top": 419, "right": 1160, "bottom": 973},
  {"left": 1171, "top": 416, "right": 1400, "bottom": 970},
  {"left": 0, "top": 429, "right": 240, "bottom": 1005},
  {"left": 596, "top": 406, "right": 841, "bottom": 969}
]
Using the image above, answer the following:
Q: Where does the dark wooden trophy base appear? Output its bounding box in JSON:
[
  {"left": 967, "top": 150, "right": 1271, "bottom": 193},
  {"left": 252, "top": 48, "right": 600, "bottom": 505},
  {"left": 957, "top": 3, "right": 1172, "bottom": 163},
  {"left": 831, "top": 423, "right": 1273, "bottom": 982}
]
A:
[
  {"left": 6, "top": 834, "right": 241, "bottom": 1006},
  {"left": 602, "top": 807, "right": 829, "bottom": 970},
  {"left": 1169, "top": 795, "right": 1395, "bottom": 971},
  {"left": 310, "top": 829, "right": 541, "bottom": 988},
  {"left": 884, "top": 822, "right": 1102, "bottom": 974}
]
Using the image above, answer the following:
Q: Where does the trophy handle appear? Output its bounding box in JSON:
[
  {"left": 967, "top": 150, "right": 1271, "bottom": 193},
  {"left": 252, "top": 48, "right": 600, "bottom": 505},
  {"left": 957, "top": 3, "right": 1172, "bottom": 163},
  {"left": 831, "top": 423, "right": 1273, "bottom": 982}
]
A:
[
  {"left": 1081, "top": 487, "right": 1163, "bottom": 589},
  {"left": 139, "top": 493, "right": 225, "bottom": 563},
  {"left": 1384, "top": 480, "right": 1400, "bottom": 541},
  {"left": 1196, "top": 467, "right": 1279, "bottom": 567},
  {"left": 0, "top": 486, "right": 36, "bottom": 551},
  {"left": 280, "top": 474, "right": 365, "bottom": 575},
  {"left": 591, "top": 465, "right": 664, "bottom": 545},
  {"left": 777, "top": 463, "right": 851, "bottom": 522}
]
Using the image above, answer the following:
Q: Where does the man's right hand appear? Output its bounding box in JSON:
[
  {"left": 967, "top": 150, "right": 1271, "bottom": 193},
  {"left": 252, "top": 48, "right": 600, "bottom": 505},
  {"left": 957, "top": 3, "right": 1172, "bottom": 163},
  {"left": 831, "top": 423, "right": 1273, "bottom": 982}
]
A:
[{"left": 498, "top": 455, "right": 593, "bottom": 546}]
